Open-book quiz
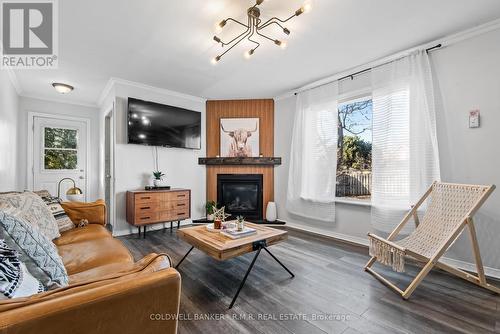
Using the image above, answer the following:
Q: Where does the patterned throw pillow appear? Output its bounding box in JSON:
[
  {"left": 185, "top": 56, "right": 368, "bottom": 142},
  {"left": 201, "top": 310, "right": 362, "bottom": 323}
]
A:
[
  {"left": 0, "top": 192, "right": 60, "bottom": 240},
  {"left": 0, "top": 240, "right": 44, "bottom": 299},
  {"left": 34, "top": 191, "right": 75, "bottom": 233},
  {"left": 0, "top": 211, "right": 69, "bottom": 289}
]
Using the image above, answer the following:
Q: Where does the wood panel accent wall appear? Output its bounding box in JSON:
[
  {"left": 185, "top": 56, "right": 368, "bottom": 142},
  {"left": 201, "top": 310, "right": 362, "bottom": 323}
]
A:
[{"left": 206, "top": 99, "right": 275, "bottom": 216}]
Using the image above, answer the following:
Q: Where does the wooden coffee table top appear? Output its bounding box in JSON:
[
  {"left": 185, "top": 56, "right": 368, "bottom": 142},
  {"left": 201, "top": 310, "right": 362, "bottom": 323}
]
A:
[{"left": 177, "top": 223, "right": 287, "bottom": 261}]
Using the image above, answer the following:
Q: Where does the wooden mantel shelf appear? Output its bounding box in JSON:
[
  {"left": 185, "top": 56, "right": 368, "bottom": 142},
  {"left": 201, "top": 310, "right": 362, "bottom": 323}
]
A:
[{"left": 198, "top": 157, "right": 282, "bottom": 166}]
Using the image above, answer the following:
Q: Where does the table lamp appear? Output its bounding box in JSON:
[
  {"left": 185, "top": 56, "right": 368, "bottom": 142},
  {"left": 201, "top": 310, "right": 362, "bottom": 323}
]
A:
[{"left": 57, "top": 178, "right": 84, "bottom": 202}]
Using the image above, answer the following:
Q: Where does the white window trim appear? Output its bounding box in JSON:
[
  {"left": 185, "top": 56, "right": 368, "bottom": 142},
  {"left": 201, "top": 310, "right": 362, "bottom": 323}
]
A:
[
  {"left": 335, "top": 197, "right": 372, "bottom": 207},
  {"left": 336, "top": 89, "right": 373, "bottom": 206}
]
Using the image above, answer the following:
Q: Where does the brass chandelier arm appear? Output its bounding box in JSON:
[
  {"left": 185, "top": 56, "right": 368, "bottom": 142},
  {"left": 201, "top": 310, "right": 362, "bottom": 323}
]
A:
[
  {"left": 257, "top": 20, "right": 286, "bottom": 32},
  {"left": 256, "top": 29, "right": 277, "bottom": 43},
  {"left": 258, "top": 13, "right": 296, "bottom": 29},
  {"left": 220, "top": 27, "right": 251, "bottom": 47},
  {"left": 226, "top": 18, "right": 249, "bottom": 29},
  {"left": 218, "top": 24, "right": 254, "bottom": 59}
]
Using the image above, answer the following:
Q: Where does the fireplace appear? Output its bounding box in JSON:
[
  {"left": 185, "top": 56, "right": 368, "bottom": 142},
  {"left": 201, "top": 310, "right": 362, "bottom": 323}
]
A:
[{"left": 217, "top": 174, "right": 263, "bottom": 221}]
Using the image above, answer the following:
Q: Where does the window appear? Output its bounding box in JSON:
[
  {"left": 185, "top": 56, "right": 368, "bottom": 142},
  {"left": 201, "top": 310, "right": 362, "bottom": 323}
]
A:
[
  {"left": 43, "top": 127, "right": 78, "bottom": 170},
  {"left": 336, "top": 96, "right": 373, "bottom": 201}
]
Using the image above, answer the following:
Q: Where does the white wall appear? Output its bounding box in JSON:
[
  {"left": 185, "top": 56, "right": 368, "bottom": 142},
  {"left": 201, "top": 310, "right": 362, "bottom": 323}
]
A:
[
  {"left": 17, "top": 97, "right": 100, "bottom": 201},
  {"left": 110, "top": 82, "right": 206, "bottom": 236},
  {"left": 0, "top": 70, "right": 19, "bottom": 191},
  {"left": 275, "top": 27, "right": 500, "bottom": 275}
]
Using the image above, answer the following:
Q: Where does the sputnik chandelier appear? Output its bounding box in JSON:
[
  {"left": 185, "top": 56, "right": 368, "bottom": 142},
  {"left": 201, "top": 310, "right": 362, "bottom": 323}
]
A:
[{"left": 212, "top": 0, "right": 311, "bottom": 63}]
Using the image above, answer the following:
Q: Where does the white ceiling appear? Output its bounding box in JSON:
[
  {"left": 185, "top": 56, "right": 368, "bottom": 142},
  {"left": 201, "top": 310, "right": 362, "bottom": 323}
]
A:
[{"left": 12, "top": 0, "right": 500, "bottom": 106}]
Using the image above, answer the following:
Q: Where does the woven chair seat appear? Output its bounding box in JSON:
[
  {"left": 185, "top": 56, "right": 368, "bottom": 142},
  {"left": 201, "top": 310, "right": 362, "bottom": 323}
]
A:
[{"left": 369, "top": 182, "right": 491, "bottom": 272}]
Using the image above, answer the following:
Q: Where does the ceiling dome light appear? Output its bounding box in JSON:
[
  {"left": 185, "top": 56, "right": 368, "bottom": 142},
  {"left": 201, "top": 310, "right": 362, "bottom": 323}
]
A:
[{"left": 52, "top": 83, "right": 74, "bottom": 94}]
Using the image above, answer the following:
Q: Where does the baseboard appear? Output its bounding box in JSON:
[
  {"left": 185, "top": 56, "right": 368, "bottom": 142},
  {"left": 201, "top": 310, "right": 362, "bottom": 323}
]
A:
[
  {"left": 112, "top": 219, "right": 193, "bottom": 237},
  {"left": 284, "top": 222, "right": 369, "bottom": 247},
  {"left": 284, "top": 222, "right": 500, "bottom": 280},
  {"left": 440, "top": 257, "right": 500, "bottom": 280}
]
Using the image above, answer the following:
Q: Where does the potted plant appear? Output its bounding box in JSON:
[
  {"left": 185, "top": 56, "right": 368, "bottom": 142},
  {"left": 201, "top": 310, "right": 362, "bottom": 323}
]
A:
[
  {"left": 152, "top": 171, "right": 165, "bottom": 187},
  {"left": 205, "top": 201, "right": 217, "bottom": 220}
]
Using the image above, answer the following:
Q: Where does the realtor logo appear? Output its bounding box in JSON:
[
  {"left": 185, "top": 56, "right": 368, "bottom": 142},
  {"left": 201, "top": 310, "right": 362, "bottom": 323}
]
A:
[{"left": 1, "top": 0, "right": 58, "bottom": 69}]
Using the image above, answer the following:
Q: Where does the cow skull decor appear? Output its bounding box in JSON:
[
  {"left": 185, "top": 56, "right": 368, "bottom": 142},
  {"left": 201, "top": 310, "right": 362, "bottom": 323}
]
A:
[
  {"left": 220, "top": 118, "right": 260, "bottom": 158},
  {"left": 211, "top": 0, "right": 312, "bottom": 63}
]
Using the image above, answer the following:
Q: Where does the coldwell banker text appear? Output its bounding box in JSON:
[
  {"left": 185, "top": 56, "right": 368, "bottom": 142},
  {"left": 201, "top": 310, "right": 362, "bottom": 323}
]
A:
[{"left": 1, "top": 0, "right": 58, "bottom": 69}]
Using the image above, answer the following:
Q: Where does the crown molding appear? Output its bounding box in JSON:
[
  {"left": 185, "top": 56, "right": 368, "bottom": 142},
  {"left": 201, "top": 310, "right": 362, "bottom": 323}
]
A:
[
  {"left": 5, "top": 67, "right": 23, "bottom": 95},
  {"left": 20, "top": 93, "right": 98, "bottom": 108},
  {"left": 275, "top": 18, "right": 500, "bottom": 100},
  {"left": 97, "top": 77, "right": 115, "bottom": 108},
  {"left": 97, "top": 77, "right": 206, "bottom": 107}
]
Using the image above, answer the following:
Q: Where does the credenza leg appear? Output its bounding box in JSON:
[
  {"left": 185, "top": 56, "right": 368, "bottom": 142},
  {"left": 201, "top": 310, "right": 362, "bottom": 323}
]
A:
[
  {"left": 170, "top": 221, "right": 173, "bottom": 233},
  {"left": 143, "top": 225, "right": 146, "bottom": 239},
  {"left": 138, "top": 226, "right": 141, "bottom": 238},
  {"left": 177, "top": 221, "right": 180, "bottom": 229}
]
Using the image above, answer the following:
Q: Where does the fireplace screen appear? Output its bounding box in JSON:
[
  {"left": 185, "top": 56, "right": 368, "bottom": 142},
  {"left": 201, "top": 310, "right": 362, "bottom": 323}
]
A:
[{"left": 217, "top": 174, "right": 263, "bottom": 221}]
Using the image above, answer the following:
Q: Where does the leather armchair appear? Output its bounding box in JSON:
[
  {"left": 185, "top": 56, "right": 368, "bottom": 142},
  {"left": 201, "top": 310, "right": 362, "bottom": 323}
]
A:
[{"left": 0, "top": 202, "right": 181, "bottom": 334}]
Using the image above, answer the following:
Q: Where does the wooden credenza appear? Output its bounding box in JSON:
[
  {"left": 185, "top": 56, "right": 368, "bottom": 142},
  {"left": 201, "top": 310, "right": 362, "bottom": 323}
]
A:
[{"left": 126, "top": 189, "right": 191, "bottom": 237}]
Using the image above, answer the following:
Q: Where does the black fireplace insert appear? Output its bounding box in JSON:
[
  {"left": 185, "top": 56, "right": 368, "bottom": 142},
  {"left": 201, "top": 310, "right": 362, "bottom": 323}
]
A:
[{"left": 217, "top": 174, "right": 263, "bottom": 221}]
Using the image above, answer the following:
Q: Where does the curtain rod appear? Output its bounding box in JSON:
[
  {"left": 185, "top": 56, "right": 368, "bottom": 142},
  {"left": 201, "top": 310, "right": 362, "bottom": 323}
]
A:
[{"left": 293, "top": 44, "right": 442, "bottom": 96}]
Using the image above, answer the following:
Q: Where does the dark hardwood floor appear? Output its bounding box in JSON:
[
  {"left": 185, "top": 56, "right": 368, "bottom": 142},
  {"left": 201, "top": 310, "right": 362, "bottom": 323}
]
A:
[{"left": 119, "top": 227, "right": 500, "bottom": 334}]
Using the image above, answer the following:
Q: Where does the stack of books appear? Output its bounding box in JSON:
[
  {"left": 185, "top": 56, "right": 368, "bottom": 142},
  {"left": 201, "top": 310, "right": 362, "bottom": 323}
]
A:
[{"left": 221, "top": 227, "right": 257, "bottom": 239}]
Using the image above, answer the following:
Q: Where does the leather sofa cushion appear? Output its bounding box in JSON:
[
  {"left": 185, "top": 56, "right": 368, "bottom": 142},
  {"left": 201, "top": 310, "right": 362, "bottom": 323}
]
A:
[
  {"left": 58, "top": 238, "right": 133, "bottom": 275},
  {"left": 68, "top": 253, "right": 171, "bottom": 284},
  {"left": 54, "top": 224, "right": 111, "bottom": 246},
  {"left": 61, "top": 200, "right": 106, "bottom": 226}
]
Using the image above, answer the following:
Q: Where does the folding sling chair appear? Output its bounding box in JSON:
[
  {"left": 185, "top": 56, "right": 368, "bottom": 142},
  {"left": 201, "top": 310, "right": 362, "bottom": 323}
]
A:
[{"left": 365, "top": 181, "right": 499, "bottom": 299}]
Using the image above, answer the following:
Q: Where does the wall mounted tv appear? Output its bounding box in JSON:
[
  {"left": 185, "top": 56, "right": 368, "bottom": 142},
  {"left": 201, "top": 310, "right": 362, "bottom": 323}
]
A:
[{"left": 127, "top": 97, "right": 201, "bottom": 149}]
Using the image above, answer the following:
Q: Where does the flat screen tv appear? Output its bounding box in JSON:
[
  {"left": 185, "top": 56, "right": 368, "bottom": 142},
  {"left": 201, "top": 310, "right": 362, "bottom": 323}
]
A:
[{"left": 127, "top": 98, "right": 201, "bottom": 149}]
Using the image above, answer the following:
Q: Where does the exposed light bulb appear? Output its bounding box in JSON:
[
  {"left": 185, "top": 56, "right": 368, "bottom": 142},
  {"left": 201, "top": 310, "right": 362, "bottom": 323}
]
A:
[
  {"left": 131, "top": 113, "right": 139, "bottom": 119},
  {"left": 280, "top": 41, "right": 288, "bottom": 49},
  {"left": 211, "top": 55, "right": 221, "bottom": 65},
  {"left": 303, "top": 3, "right": 312, "bottom": 13},
  {"left": 244, "top": 49, "right": 255, "bottom": 59},
  {"left": 138, "top": 134, "right": 146, "bottom": 139}
]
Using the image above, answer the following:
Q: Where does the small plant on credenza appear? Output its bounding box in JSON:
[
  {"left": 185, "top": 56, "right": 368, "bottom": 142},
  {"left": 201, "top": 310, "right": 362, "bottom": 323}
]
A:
[
  {"left": 205, "top": 201, "right": 217, "bottom": 220},
  {"left": 152, "top": 171, "right": 165, "bottom": 187}
]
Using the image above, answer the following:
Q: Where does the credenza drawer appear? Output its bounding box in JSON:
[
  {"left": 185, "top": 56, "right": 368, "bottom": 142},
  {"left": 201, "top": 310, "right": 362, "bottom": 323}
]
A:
[
  {"left": 135, "top": 193, "right": 161, "bottom": 205},
  {"left": 159, "top": 200, "right": 189, "bottom": 211},
  {"left": 163, "top": 191, "right": 189, "bottom": 201},
  {"left": 159, "top": 210, "right": 189, "bottom": 221},
  {"left": 135, "top": 213, "right": 159, "bottom": 224}
]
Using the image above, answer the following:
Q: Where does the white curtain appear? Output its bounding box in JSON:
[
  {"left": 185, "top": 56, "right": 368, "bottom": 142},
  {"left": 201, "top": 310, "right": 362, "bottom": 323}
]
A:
[
  {"left": 286, "top": 82, "right": 339, "bottom": 222},
  {"left": 371, "top": 50, "right": 441, "bottom": 232}
]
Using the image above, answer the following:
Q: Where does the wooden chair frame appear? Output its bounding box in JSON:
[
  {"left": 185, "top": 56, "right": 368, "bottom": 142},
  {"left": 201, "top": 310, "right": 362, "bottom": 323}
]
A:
[{"left": 364, "top": 182, "right": 500, "bottom": 299}]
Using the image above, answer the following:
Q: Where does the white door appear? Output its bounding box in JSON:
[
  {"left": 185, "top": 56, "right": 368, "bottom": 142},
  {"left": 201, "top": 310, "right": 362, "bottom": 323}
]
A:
[{"left": 32, "top": 116, "right": 88, "bottom": 201}]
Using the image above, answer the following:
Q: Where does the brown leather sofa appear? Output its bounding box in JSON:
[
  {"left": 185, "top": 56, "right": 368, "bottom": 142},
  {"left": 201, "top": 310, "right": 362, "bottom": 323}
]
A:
[{"left": 0, "top": 203, "right": 181, "bottom": 334}]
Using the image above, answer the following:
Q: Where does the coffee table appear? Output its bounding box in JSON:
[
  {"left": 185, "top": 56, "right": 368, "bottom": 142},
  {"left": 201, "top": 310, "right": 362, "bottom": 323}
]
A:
[{"left": 176, "top": 223, "right": 294, "bottom": 309}]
